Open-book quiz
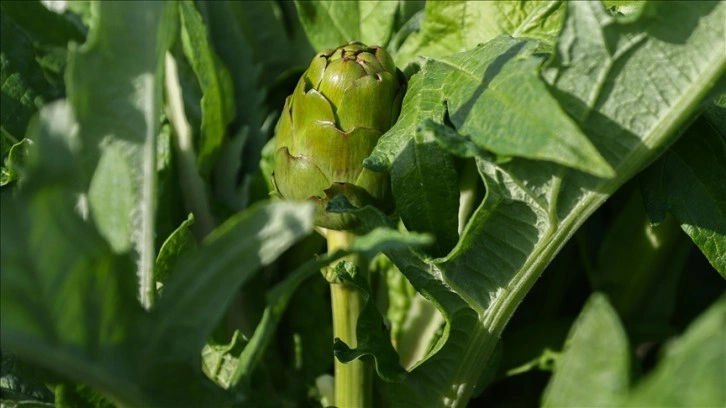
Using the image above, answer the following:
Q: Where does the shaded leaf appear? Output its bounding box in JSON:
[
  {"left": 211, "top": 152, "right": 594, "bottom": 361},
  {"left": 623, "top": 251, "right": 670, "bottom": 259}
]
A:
[
  {"left": 390, "top": 130, "right": 459, "bottom": 257},
  {"left": 0, "top": 138, "right": 32, "bottom": 187},
  {"left": 333, "top": 262, "right": 407, "bottom": 382},
  {"left": 230, "top": 220, "right": 431, "bottom": 388},
  {"left": 542, "top": 294, "right": 630, "bottom": 407},
  {"left": 201, "top": 330, "right": 247, "bottom": 390},
  {"left": 197, "top": 1, "right": 270, "bottom": 185},
  {"left": 626, "top": 295, "right": 726, "bottom": 407},
  {"left": 0, "top": 351, "right": 55, "bottom": 404},
  {"left": 0, "top": 11, "right": 51, "bottom": 139},
  {"left": 179, "top": 0, "right": 236, "bottom": 176},
  {"left": 148, "top": 201, "right": 315, "bottom": 363},
  {"left": 1, "top": 1, "right": 85, "bottom": 47},
  {"left": 154, "top": 213, "right": 197, "bottom": 286},
  {"left": 0, "top": 105, "right": 151, "bottom": 408},
  {"left": 641, "top": 108, "right": 726, "bottom": 276},
  {"left": 395, "top": 1, "right": 565, "bottom": 67},
  {"left": 67, "top": 1, "right": 178, "bottom": 307},
  {"left": 370, "top": 35, "right": 614, "bottom": 178},
  {"left": 377, "top": 2, "right": 726, "bottom": 406},
  {"left": 294, "top": 0, "right": 400, "bottom": 52},
  {"left": 591, "top": 191, "right": 689, "bottom": 341}
]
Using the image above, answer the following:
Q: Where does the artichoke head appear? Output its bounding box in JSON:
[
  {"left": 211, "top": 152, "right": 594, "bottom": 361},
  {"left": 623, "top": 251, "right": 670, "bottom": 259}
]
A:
[{"left": 272, "top": 41, "right": 406, "bottom": 230}]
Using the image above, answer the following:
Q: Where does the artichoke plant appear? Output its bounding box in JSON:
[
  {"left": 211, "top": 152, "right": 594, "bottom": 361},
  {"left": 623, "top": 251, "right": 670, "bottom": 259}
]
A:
[{"left": 272, "top": 41, "right": 406, "bottom": 230}]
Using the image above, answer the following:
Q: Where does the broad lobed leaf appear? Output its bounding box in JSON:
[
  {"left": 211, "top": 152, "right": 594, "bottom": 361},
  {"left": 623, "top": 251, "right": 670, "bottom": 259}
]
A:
[
  {"left": 374, "top": 2, "right": 725, "bottom": 406},
  {"left": 394, "top": 0, "right": 565, "bottom": 67},
  {"left": 370, "top": 35, "right": 614, "bottom": 178}
]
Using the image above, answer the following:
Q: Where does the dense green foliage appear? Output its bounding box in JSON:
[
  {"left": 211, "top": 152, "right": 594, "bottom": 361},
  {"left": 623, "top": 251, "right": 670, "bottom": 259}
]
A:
[{"left": 1, "top": 1, "right": 724, "bottom": 407}]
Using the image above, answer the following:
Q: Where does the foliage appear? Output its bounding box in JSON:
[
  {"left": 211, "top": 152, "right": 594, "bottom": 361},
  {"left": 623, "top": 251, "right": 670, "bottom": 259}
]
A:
[{"left": 1, "top": 1, "right": 724, "bottom": 407}]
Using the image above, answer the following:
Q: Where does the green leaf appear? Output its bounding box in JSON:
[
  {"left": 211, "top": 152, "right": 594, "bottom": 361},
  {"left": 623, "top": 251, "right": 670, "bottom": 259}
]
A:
[
  {"left": 602, "top": 0, "right": 648, "bottom": 18},
  {"left": 230, "top": 254, "right": 333, "bottom": 389},
  {"left": 154, "top": 213, "right": 197, "bottom": 286},
  {"left": 378, "top": 2, "right": 725, "bottom": 406},
  {"left": 0, "top": 122, "right": 151, "bottom": 408},
  {"left": 67, "top": 1, "right": 178, "bottom": 308},
  {"left": 198, "top": 1, "right": 270, "bottom": 191},
  {"left": 542, "top": 294, "right": 630, "bottom": 407},
  {"left": 87, "top": 143, "right": 135, "bottom": 253},
  {"left": 590, "top": 191, "right": 689, "bottom": 339},
  {"left": 1, "top": 351, "right": 55, "bottom": 404},
  {"left": 715, "top": 93, "right": 726, "bottom": 108},
  {"left": 0, "top": 11, "right": 51, "bottom": 139},
  {"left": 390, "top": 129, "right": 459, "bottom": 257},
  {"left": 1, "top": 1, "right": 85, "bottom": 47},
  {"left": 294, "top": 0, "right": 400, "bottom": 52},
  {"left": 179, "top": 0, "right": 236, "bottom": 176},
  {"left": 626, "top": 295, "right": 726, "bottom": 407},
  {"left": 55, "top": 383, "right": 114, "bottom": 408},
  {"left": 201, "top": 330, "right": 247, "bottom": 390},
  {"left": 204, "top": 1, "right": 313, "bottom": 88},
  {"left": 65, "top": 1, "right": 93, "bottom": 32},
  {"left": 148, "top": 201, "right": 315, "bottom": 363},
  {"left": 1, "top": 104, "right": 226, "bottom": 408},
  {"left": 230, "top": 221, "right": 431, "bottom": 388},
  {"left": 370, "top": 35, "right": 613, "bottom": 185},
  {"left": 333, "top": 262, "right": 407, "bottom": 382},
  {"left": 383, "top": 258, "right": 444, "bottom": 370},
  {"left": 325, "top": 198, "right": 484, "bottom": 406},
  {"left": 395, "top": 1, "right": 565, "bottom": 67},
  {"left": 0, "top": 138, "right": 32, "bottom": 187},
  {"left": 641, "top": 109, "right": 726, "bottom": 276}
]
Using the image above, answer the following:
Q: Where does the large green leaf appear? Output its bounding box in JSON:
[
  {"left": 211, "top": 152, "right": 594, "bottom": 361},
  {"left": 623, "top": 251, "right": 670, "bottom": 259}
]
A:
[
  {"left": 0, "top": 102, "right": 152, "bottom": 408},
  {"left": 67, "top": 1, "right": 177, "bottom": 308},
  {"left": 371, "top": 2, "right": 725, "bottom": 407},
  {"left": 370, "top": 35, "right": 613, "bottom": 178},
  {"left": 641, "top": 107, "right": 726, "bottom": 276},
  {"left": 394, "top": 0, "right": 565, "bottom": 67},
  {"left": 294, "top": 0, "right": 400, "bottom": 51},
  {"left": 541, "top": 294, "right": 630, "bottom": 407}
]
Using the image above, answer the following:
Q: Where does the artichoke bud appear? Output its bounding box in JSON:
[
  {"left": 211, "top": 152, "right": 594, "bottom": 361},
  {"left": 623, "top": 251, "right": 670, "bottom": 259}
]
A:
[{"left": 272, "top": 41, "right": 406, "bottom": 230}]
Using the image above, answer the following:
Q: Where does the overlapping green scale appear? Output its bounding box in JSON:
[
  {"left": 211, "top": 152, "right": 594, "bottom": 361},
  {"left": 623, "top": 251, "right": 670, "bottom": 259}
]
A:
[{"left": 272, "top": 41, "right": 405, "bottom": 230}]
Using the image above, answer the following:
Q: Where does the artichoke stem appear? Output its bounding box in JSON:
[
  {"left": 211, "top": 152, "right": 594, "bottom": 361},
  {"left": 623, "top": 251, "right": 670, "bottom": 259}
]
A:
[{"left": 327, "top": 229, "right": 372, "bottom": 408}]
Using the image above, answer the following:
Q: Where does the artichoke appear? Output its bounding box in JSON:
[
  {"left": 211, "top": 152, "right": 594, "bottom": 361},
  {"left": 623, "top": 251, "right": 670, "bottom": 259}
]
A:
[{"left": 272, "top": 41, "right": 406, "bottom": 230}]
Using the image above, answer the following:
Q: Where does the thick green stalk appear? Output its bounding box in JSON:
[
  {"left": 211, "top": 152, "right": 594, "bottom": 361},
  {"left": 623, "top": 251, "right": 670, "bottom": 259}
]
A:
[{"left": 326, "top": 230, "right": 372, "bottom": 408}]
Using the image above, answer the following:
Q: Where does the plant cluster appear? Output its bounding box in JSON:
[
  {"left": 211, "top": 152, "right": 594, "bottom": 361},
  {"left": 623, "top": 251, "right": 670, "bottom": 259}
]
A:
[{"left": 1, "top": 1, "right": 724, "bottom": 407}]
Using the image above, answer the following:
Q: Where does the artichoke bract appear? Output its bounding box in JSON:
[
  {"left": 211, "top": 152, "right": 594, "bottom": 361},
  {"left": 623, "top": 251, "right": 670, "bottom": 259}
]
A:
[{"left": 272, "top": 41, "right": 406, "bottom": 230}]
